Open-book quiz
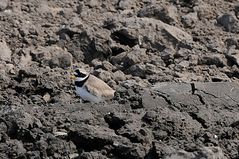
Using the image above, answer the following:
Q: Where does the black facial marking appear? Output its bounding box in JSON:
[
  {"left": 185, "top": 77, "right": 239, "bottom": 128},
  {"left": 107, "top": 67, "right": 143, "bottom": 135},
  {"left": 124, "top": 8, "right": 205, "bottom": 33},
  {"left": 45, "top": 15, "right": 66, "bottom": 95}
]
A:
[
  {"left": 74, "top": 69, "right": 87, "bottom": 78},
  {"left": 75, "top": 75, "right": 90, "bottom": 87}
]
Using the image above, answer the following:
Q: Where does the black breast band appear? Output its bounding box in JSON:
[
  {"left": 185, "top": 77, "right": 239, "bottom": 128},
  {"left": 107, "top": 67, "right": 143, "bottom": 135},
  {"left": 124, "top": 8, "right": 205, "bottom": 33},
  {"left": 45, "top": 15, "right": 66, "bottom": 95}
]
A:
[{"left": 75, "top": 75, "right": 90, "bottom": 87}]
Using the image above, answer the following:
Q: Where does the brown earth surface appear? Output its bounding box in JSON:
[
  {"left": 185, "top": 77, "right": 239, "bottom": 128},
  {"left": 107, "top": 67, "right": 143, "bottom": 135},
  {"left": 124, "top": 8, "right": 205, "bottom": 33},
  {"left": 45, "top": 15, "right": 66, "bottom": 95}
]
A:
[{"left": 0, "top": 0, "right": 239, "bottom": 158}]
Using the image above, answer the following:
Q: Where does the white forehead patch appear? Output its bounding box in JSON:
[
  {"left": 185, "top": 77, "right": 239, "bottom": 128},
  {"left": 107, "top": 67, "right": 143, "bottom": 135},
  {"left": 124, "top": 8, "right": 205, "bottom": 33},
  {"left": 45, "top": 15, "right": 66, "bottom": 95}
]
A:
[{"left": 79, "top": 69, "right": 88, "bottom": 75}]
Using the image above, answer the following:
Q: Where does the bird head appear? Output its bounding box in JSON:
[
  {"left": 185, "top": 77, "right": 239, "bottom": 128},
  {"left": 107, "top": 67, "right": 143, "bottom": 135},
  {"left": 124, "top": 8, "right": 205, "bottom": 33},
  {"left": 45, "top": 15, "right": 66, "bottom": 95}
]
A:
[{"left": 71, "top": 68, "right": 89, "bottom": 82}]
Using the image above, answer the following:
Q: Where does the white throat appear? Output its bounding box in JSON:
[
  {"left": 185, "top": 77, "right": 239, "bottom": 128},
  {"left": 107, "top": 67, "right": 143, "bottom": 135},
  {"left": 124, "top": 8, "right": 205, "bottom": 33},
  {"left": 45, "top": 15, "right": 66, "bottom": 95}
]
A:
[{"left": 75, "top": 74, "right": 89, "bottom": 82}]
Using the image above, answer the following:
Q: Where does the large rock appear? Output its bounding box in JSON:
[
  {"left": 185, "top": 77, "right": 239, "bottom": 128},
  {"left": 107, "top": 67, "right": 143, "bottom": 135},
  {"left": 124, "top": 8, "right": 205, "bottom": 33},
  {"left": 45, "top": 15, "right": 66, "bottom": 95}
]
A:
[
  {"left": 110, "top": 17, "right": 192, "bottom": 50},
  {"left": 68, "top": 123, "right": 130, "bottom": 150},
  {"left": 31, "top": 45, "right": 73, "bottom": 69},
  {"left": 151, "top": 82, "right": 239, "bottom": 128},
  {"left": 199, "top": 54, "right": 226, "bottom": 67},
  {"left": 124, "top": 47, "right": 148, "bottom": 67}
]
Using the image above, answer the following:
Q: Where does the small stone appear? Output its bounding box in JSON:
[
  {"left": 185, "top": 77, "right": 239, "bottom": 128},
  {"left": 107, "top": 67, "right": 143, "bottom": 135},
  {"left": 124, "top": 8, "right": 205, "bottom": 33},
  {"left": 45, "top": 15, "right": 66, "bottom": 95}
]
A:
[
  {"left": 154, "top": 142, "right": 176, "bottom": 157},
  {"left": 188, "top": 55, "right": 199, "bottom": 65},
  {"left": 91, "top": 59, "right": 102, "bottom": 68},
  {"left": 160, "top": 48, "right": 175, "bottom": 65},
  {"left": 174, "top": 48, "right": 190, "bottom": 58},
  {"left": 58, "top": 53, "right": 73, "bottom": 68},
  {"left": 43, "top": 93, "right": 51, "bottom": 102},
  {"left": 118, "top": 0, "right": 135, "bottom": 10},
  {"left": 138, "top": 5, "right": 161, "bottom": 18},
  {"left": 217, "top": 14, "right": 239, "bottom": 33},
  {"left": 124, "top": 47, "right": 147, "bottom": 67},
  {"left": 154, "top": 130, "right": 168, "bottom": 140},
  {"left": 199, "top": 54, "right": 226, "bottom": 67},
  {"left": 13, "top": 49, "right": 32, "bottom": 67},
  {"left": 110, "top": 52, "right": 127, "bottom": 65},
  {"left": 182, "top": 12, "right": 198, "bottom": 28},
  {"left": 5, "top": 64, "right": 15, "bottom": 74},
  {"left": 0, "top": 40, "right": 12, "bottom": 62},
  {"left": 112, "top": 70, "right": 126, "bottom": 82},
  {"left": 163, "top": 5, "right": 179, "bottom": 24},
  {"left": 145, "top": 63, "right": 159, "bottom": 74},
  {"left": 178, "top": 60, "right": 190, "bottom": 68},
  {"left": 142, "top": 111, "right": 157, "bottom": 123},
  {"left": 69, "top": 153, "right": 79, "bottom": 159},
  {"left": 108, "top": 79, "right": 117, "bottom": 89},
  {"left": 94, "top": 68, "right": 112, "bottom": 82},
  {"left": 102, "top": 61, "right": 114, "bottom": 71},
  {"left": 87, "top": 0, "right": 100, "bottom": 8},
  {"left": 49, "top": 53, "right": 72, "bottom": 69},
  {"left": 151, "top": 56, "right": 165, "bottom": 67},
  {"left": 129, "top": 63, "right": 146, "bottom": 78}
]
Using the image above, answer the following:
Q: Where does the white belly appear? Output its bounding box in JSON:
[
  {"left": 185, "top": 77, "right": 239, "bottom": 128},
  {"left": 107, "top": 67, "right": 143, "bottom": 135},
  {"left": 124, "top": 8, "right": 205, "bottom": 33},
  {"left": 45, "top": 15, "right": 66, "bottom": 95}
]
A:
[{"left": 75, "top": 87, "right": 102, "bottom": 103}]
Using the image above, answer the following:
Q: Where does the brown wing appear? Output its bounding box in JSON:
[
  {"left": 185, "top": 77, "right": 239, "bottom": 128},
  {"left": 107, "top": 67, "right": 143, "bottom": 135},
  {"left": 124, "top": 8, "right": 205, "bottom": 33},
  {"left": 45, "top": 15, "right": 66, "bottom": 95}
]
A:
[{"left": 83, "top": 75, "right": 115, "bottom": 99}]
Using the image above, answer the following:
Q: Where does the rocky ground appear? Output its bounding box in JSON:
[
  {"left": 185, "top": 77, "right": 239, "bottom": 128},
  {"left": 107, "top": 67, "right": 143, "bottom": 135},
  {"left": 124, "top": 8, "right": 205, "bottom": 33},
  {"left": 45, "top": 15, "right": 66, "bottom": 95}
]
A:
[{"left": 0, "top": 0, "right": 239, "bottom": 158}]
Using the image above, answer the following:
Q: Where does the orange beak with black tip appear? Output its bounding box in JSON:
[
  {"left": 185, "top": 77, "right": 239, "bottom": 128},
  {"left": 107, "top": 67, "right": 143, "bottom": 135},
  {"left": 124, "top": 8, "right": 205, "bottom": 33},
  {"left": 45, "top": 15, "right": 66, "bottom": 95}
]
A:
[{"left": 70, "top": 75, "right": 76, "bottom": 80}]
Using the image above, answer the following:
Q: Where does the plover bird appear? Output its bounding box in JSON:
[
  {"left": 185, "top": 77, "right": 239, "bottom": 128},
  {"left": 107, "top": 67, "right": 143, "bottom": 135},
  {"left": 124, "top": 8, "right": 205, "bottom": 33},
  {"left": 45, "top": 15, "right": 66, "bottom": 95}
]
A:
[{"left": 72, "top": 68, "right": 115, "bottom": 103}]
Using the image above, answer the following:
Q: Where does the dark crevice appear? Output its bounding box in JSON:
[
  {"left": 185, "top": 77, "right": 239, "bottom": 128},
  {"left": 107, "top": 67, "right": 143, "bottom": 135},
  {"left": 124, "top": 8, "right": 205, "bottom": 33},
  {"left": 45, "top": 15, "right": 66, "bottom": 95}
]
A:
[
  {"left": 225, "top": 71, "right": 239, "bottom": 78},
  {"left": 191, "top": 83, "right": 196, "bottom": 94},
  {"left": 156, "top": 91, "right": 172, "bottom": 105},
  {"left": 195, "top": 94, "right": 206, "bottom": 105},
  {"left": 188, "top": 112, "right": 208, "bottom": 128},
  {"left": 111, "top": 30, "right": 138, "bottom": 47},
  {"left": 190, "top": 83, "right": 206, "bottom": 105},
  {"left": 104, "top": 113, "right": 126, "bottom": 131},
  {"left": 230, "top": 120, "right": 239, "bottom": 128},
  {"left": 111, "top": 47, "right": 125, "bottom": 56},
  {"left": 57, "top": 28, "right": 77, "bottom": 39},
  {"left": 6, "top": 121, "right": 19, "bottom": 139},
  {"left": 144, "top": 145, "right": 158, "bottom": 159},
  {"left": 211, "top": 77, "right": 224, "bottom": 82},
  {"left": 225, "top": 94, "right": 237, "bottom": 103},
  {"left": 115, "top": 132, "right": 142, "bottom": 144},
  {"left": 199, "top": 89, "right": 218, "bottom": 98},
  {"left": 14, "top": 69, "right": 38, "bottom": 83},
  {"left": 68, "top": 131, "right": 111, "bottom": 152}
]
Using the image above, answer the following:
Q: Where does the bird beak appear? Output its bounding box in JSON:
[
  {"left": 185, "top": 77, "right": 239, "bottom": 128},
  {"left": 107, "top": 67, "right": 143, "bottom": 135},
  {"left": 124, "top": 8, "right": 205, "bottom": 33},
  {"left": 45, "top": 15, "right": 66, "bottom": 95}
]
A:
[{"left": 70, "top": 75, "right": 76, "bottom": 80}]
